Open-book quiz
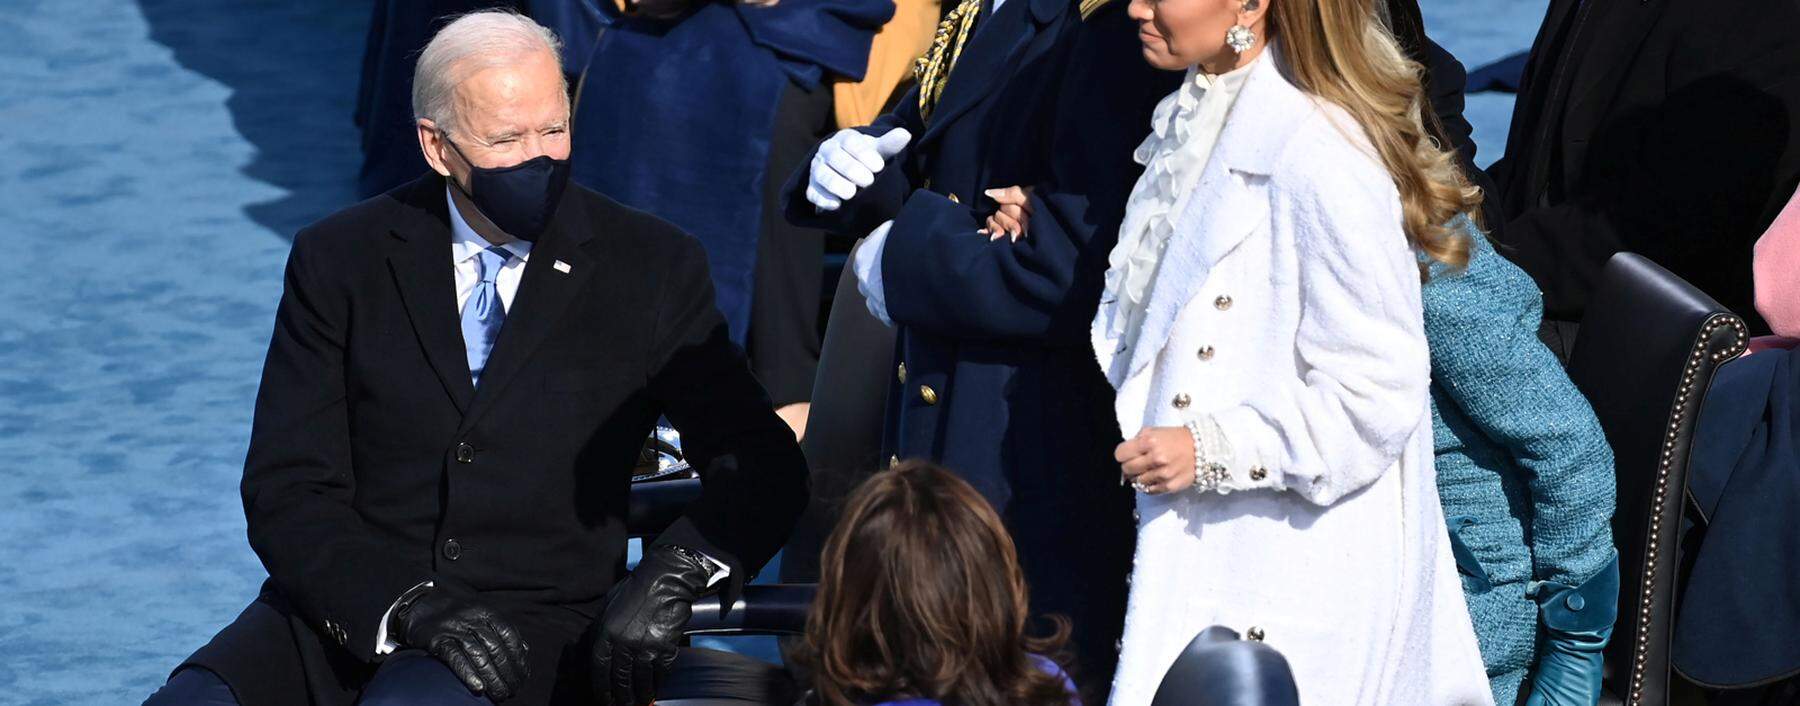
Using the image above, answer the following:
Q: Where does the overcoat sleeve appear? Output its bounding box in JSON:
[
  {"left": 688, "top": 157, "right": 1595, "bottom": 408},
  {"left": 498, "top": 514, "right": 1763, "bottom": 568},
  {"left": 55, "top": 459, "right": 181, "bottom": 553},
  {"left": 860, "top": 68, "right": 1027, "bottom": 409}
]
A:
[
  {"left": 1422, "top": 234, "right": 1618, "bottom": 586},
  {"left": 241, "top": 229, "right": 432, "bottom": 663},
  {"left": 1204, "top": 152, "right": 1433, "bottom": 505},
  {"left": 880, "top": 7, "right": 1170, "bottom": 343},
  {"left": 645, "top": 233, "right": 810, "bottom": 596}
]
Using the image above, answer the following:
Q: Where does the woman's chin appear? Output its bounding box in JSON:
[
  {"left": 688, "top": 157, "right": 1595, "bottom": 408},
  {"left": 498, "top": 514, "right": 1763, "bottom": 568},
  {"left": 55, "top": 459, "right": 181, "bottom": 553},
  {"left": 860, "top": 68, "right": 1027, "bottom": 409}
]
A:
[{"left": 1139, "top": 47, "right": 1188, "bottom": 71}]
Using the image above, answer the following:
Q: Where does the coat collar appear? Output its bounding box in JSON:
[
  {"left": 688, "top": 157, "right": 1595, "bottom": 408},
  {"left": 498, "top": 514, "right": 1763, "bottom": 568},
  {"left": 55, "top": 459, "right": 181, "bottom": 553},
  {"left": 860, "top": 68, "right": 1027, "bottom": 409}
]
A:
[
  {"left": 1561, "top": 0, "right": 1663, "bottom": 128},
  {"left": 383, "top": 172, "right": 597, "bottom": 426},
  {"left": 1099, "top": 51, "right": 1322, "bottom": 386},
  {"left": 916, "top": 0, "right": 1062, "bottom": 145},
  {"left": 385, "top": 173, "right": 477, "bottom": 414}
]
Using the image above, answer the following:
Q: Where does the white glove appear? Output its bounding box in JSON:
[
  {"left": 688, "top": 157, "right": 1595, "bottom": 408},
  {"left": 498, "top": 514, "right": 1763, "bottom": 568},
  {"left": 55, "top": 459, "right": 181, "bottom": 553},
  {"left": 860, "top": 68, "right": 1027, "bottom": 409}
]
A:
[{"left": 806, "top": 127, "right": 912, "bottom": 211}]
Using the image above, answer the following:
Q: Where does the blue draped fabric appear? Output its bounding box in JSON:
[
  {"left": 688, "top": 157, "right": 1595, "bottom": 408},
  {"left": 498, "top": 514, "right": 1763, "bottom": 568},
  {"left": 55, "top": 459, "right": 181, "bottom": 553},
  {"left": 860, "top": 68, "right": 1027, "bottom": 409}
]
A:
[
  {"left": 528, "top": 0, "right": 607, "bottom": 77},
  {"left": 355, "top": 0, "right": 523, "bottom": 199},
  {"left": 1675, "top": 347, "right": 1800, "bottom": 688},
  {"left": 355, "top": 0, "right": 609, "bottom": 199},
  {"left": 570, "top": 0, "right": 890, "bottom": 341}
]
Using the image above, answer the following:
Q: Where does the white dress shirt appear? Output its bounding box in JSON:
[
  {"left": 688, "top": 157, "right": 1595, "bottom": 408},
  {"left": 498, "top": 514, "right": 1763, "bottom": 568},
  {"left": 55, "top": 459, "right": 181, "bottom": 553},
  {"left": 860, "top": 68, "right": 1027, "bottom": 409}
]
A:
[{"left": 1102, "top": 59, "right": 1254, "bottom": 357}]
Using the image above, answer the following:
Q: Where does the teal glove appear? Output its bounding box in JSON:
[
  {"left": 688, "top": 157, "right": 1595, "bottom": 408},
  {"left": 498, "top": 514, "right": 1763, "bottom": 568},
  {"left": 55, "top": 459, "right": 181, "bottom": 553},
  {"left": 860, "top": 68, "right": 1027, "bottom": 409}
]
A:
[{"left": 1525, "top": 553, "right": 1620, "bottom": 706}]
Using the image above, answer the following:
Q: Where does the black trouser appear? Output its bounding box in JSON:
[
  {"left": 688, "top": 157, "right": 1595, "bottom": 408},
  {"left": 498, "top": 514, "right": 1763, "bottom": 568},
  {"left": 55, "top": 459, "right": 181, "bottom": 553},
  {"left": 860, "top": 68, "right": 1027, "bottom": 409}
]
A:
[
  {"left": 144, "top": 655, "right": 491, "bottom": 706},
  {"left": 748, "top": 80, "right": 836, "bottom": 407}
]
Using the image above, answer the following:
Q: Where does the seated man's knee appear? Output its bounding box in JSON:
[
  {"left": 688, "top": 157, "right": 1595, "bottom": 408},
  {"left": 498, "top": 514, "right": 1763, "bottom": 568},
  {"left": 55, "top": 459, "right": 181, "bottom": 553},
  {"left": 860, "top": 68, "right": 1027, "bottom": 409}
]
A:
[
  {"left": 356, "top": 653, "right": 493, "bottom": 706},
  {"left": 143, "top": 667, "right": 239, "bottom": 706}
]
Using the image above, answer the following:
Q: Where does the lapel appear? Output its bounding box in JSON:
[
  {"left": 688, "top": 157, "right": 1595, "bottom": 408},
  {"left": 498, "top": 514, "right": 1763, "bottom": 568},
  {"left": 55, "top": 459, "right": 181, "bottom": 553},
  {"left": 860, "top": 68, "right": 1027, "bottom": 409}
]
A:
[
  {"left": 456, "top": 191, "right": 598, "bottom": 435},
  {"left": 1112, "top": 55, "right": 1314, "bottom": 386},
  {"left": 1521, "top": 0, "right": 1585, "bottom": 93},
  {"left": 386, "top": 174, "right": 478, "bottom": 415},
  {"left": 915, "top": 0, "right": 1062, "bottom": 146},
  {"left": 1561, "top": 0, "right": 1665, "bottom": 133}
]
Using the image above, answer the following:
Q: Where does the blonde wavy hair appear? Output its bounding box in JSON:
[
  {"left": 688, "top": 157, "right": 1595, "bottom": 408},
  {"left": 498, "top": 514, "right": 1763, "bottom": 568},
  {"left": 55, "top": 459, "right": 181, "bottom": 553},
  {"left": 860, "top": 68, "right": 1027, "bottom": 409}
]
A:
[{"left": 1269, "top": 0, "right": 1481, "bottom": 271}]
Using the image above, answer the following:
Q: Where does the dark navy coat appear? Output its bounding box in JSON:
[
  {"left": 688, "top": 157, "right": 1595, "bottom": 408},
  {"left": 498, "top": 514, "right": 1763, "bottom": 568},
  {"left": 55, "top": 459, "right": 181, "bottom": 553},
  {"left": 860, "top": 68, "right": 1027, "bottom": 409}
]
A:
[
  {"left": 783, "top": 1, "right": 1178, "bottom": 693},
  {"left": 1675, "top": 346, "right": 1800, "bottom": 689}
]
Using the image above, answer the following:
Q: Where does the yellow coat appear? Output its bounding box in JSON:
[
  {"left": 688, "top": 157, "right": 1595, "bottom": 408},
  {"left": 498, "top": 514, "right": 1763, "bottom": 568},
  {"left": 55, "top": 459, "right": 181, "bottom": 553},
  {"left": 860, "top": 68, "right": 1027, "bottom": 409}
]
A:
[{"left": 833, "top": 0, "right": 941, "bottom": 127}]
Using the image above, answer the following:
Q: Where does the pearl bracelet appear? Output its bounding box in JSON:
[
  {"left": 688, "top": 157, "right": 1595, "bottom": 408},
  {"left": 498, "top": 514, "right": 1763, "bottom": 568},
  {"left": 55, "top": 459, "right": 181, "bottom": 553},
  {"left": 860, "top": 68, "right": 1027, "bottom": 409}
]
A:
[{"left": 1185, "top": 419, "right": 1231, "bottom": 493}]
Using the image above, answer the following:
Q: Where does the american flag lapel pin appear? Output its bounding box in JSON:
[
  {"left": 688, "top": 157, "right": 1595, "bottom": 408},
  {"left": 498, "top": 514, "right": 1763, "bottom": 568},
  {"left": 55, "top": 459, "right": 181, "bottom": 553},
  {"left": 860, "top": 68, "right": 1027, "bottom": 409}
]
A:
[{"left": 553, "top": 259, "right": 572, "bottom": 274}]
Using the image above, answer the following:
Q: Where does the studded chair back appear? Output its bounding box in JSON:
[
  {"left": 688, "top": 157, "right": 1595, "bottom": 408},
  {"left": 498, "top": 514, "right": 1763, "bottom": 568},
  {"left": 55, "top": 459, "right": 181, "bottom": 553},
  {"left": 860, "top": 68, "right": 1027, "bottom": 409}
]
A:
[{"left": 1566, "top": 253, "right": 1748, "bottom": 706}]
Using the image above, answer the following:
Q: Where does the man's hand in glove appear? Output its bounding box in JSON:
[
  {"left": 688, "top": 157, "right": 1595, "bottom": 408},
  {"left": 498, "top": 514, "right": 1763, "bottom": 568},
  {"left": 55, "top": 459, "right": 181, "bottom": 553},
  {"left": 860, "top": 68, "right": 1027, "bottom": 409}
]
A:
[
  {"left": 392, "top": 585, "right": 532, "bottom": 701},
  {"left": 590, "top": 544, "right": 719, "bottom": 706}
]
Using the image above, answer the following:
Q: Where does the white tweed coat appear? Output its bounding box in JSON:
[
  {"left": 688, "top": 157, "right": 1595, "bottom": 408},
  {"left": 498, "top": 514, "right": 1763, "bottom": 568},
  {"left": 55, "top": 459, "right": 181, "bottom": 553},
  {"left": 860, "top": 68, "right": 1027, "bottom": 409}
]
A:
[{"left": 1094, "top": 54, "right": 1492, "bottom": 706}]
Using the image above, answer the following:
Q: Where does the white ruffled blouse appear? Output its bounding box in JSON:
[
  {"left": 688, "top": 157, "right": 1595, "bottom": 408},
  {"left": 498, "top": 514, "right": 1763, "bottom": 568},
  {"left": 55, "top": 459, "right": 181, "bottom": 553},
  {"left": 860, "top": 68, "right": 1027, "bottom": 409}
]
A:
[{"left": 1099, "top": 57, "right": 1258, "bottom": 353}]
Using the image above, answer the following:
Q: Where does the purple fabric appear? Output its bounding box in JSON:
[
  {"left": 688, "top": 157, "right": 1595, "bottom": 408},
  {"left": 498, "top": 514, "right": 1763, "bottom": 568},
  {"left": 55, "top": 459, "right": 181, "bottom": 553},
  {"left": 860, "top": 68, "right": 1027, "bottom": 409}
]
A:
[{"left": 867, "top": 655, "right": 1080, "bottom": 705}]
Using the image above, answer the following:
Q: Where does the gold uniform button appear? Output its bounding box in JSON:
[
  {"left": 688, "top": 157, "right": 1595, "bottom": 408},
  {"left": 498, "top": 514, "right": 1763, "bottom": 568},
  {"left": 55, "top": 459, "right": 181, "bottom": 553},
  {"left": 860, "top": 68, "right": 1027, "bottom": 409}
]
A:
[
  {"left": 919, "top": 385, "right": 939, "bottom": 405},
  {"left": 1247, "top": 626, "right": 1266, "bottom": 642},
  {"left": 1198, "top": 345, "right": 1216, "bottom": 361},
  {"left": 948, "top": 193, "right": 960, "bottom": 204},
  {"left": 1214, "top": 294, "right": 1234, "bottom": 311},
  {"left": 1172, "top": 393, "right": 1191, "bottom": 409},
  {"left": 897, "top": 362, "right": 907, "bottom": 383},
  {"left": 889, "top": 455, "right": 901, "bottom": 469}
]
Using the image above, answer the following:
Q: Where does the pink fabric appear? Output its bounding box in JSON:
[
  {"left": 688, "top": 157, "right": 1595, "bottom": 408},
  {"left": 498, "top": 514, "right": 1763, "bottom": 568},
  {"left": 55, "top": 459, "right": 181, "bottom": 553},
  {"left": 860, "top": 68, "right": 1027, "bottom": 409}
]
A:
[
  {"left": 1755, "top": 186, "right": 1800, "bottom": 338},
  {"left": 1749, "top": 336, "right": 1800, "bottom": 354}
]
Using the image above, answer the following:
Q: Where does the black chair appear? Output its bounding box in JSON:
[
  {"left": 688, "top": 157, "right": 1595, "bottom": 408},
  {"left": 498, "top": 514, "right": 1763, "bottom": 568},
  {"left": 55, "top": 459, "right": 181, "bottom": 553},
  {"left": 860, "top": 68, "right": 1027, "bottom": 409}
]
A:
[
  {"left": 1565, "top": 253, "right": 1749, "bottom": 706},
  {"left": 1151, "top": 626, "right": 1299, "bottom": 706},
  {"left": 627, "top": 462, "right": 815, "bottom": 706},
  {"left": 655, "top": 584, "right": 815, "bottom": 706}
]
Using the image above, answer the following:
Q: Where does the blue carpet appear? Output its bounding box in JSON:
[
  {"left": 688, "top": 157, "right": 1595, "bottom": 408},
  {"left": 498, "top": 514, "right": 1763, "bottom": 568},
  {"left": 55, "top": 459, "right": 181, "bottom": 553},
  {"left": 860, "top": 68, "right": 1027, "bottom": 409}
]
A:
[
  {"left": 0, "top": 1, "right": 362, "bottom": 703},
  {"left": 0, "top": 0, "right": 1540, "bottom": 702}
]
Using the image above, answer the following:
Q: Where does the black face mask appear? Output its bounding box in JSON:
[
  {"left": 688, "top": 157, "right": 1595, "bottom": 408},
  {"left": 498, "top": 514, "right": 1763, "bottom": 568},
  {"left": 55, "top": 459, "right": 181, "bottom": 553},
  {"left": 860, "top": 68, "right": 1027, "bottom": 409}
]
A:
[{"left": 446, "top": 138, "right": 571, "bottom": 242}]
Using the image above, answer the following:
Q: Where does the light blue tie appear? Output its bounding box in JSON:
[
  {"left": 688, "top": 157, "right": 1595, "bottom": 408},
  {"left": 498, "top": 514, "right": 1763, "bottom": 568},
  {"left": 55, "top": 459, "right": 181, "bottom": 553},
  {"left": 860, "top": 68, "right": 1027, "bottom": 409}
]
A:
[{"left": 461, "top": 245, "right": 514, "bottom": 387}]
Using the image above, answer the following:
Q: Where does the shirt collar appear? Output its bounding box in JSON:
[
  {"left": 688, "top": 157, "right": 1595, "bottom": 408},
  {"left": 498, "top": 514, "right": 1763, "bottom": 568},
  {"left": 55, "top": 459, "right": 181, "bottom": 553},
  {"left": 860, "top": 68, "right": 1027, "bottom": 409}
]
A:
[{"left": 446, "top": 186, "right": 532, "bottom": 264}]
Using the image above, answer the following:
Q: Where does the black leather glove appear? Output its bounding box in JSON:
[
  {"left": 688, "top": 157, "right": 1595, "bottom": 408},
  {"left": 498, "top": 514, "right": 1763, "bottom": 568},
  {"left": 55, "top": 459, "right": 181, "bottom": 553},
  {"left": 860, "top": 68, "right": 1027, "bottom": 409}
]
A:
[
  {"left": 590, "top": 544, "right": 717, "bottom": 706},
  {"left": 393, "top": 585, "right": 532, "bottom": 701}
]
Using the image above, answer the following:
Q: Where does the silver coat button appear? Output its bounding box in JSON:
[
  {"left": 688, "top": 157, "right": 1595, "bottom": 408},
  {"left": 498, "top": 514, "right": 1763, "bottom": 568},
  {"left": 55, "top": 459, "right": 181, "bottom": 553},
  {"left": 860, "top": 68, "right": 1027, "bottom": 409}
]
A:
[{"left": 1172, "top": 393, "right": 1191, "bottom": 409}]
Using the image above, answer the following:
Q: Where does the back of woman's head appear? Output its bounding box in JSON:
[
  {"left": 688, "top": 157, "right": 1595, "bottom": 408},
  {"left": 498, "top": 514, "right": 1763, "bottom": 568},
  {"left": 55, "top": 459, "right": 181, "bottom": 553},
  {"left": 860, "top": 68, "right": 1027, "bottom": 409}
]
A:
[
  {"left": 799, "top": 461, "right": 1073, "bottom": 706},
  {"left": 1270, "top": 0, "right": 1483, "bottom": 271}
]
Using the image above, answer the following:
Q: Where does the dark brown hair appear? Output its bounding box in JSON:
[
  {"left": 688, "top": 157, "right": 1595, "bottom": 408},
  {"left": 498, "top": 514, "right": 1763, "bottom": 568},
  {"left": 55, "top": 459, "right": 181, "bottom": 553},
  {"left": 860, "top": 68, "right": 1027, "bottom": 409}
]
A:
[{"left": 796, "top": 461, "right": 1075, "bottom": 706}]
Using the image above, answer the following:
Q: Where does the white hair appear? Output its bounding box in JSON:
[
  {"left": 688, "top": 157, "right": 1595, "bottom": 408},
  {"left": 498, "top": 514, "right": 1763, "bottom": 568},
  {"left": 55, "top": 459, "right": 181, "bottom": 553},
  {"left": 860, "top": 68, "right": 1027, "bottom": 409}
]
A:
[{"left": 412, "top": 10, "right": 567, "bottom": 137}]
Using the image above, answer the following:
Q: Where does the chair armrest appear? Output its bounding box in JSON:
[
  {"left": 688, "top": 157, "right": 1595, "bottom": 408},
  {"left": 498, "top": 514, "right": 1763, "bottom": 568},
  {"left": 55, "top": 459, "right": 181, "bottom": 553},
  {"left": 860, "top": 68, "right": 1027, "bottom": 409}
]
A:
[
  {"left": 684, "top": 584, "right": 817, "bottom": 637},
  {"left": 628, "top": 477, "right": 704, "bottom": 539}
]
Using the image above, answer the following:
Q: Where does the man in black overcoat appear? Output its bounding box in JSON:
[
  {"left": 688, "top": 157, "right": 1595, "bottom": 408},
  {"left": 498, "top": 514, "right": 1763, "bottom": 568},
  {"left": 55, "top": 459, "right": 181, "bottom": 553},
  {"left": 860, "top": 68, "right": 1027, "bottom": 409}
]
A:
[
  {"left": 146, "top": 10, "right": 807, "bottom": 706},
  {"left": 1488, "top": 0, "right": 1800, "bottom": 353}
]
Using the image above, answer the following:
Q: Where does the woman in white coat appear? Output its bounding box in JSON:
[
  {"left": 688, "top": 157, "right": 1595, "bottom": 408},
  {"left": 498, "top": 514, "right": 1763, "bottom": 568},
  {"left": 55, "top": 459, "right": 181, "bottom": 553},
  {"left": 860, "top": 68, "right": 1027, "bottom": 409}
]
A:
[{"left": 1088, "top": 0, "right": 1494, "bottom": 702}]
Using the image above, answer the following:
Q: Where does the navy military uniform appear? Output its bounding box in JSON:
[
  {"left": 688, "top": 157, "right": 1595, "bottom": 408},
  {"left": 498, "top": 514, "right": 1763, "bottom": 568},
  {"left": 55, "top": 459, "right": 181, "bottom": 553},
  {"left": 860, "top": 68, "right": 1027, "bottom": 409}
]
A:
[{"left": 782, "top": 0, "right": 1178, "bottom": 693}]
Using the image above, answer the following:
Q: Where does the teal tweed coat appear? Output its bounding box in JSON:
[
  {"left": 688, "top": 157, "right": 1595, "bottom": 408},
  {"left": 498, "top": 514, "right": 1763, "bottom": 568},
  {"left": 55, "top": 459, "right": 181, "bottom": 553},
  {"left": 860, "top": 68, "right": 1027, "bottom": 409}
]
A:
[{"left": 1423, "top": 231, "right": 1618, "bottom": 705}]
